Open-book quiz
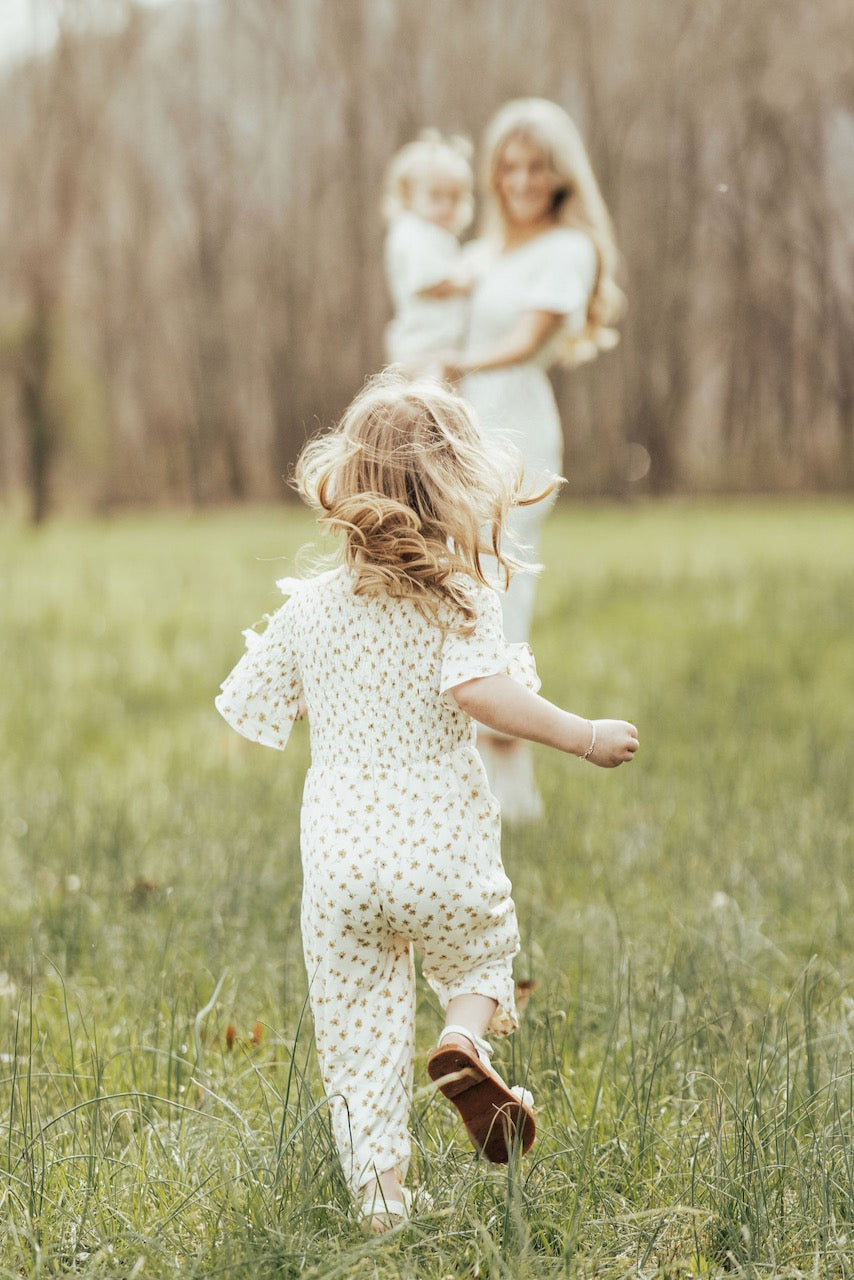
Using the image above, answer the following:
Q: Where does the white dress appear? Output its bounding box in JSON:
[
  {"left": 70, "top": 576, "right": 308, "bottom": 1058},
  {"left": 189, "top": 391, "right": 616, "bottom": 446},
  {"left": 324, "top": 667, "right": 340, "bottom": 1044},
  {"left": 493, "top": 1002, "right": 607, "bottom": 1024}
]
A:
[
  {"left": 462, "top": 227, "right": 597, "bottom": 643},
  {"left": 384, "top": 212, "right": 469, "bottom": 362},
  {"left": 215, "top": 567, "right": 539, "bottom": 1189}
]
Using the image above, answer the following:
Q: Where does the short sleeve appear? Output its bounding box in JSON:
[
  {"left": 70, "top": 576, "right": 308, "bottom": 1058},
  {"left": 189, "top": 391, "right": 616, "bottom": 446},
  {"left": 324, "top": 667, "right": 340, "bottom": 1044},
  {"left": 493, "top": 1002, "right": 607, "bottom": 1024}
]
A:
[
  {"left": 440, "top": 585, "right": 541, "bottom": 706},
  {"left": 215, "top": 597, "right": 303, "bottom": 750},
  {"left": 516, "top": 230, "right": 597, "bottom": 329}
]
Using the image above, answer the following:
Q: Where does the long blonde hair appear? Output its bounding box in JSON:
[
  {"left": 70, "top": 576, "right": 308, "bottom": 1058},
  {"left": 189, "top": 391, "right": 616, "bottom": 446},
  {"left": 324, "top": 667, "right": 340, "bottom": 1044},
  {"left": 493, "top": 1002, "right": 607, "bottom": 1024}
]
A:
[
  {"left": 482, "top": 98, "right": 624, "bottom": 365},
  {"left": 295, "top": 372, "right": 558, "bottom": 631}
]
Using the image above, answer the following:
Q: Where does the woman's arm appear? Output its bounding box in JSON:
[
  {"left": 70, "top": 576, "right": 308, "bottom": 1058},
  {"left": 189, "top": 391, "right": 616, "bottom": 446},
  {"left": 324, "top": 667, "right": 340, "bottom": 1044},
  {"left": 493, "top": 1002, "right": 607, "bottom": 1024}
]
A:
[
  {"left": 443, "top": 310, "right": 563, "bottom": 379},
  {"left": 451, "top": 673, "right": 639, "bottom": 768},
  {"left": 417, "top": 276, "right": 473, "bottom": 299}
]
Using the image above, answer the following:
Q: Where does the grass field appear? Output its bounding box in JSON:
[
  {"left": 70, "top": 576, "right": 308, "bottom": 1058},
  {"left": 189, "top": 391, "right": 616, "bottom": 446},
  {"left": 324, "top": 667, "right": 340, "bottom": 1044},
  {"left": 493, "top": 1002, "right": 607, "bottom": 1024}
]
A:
[{"left": 1, "top": 501, "right": 852, "bottom": 1279}]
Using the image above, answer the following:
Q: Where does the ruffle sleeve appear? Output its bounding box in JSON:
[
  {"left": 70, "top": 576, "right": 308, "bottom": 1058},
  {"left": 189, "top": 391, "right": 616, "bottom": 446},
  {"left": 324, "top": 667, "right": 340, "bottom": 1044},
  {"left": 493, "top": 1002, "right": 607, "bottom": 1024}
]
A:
[
  {"left": 515, "top": 229, "right": 597, "bottom": 330},
  {"left": 215, "top": 584, "right": 304, "bottom": 751},
  {"left": 440, "top": 585, "right": 541, "bottom": 706}
]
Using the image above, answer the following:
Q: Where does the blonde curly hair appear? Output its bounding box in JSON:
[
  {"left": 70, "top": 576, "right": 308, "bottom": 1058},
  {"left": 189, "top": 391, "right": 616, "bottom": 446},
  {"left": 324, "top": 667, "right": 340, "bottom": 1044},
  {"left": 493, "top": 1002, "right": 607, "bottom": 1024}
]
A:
[
  {"left": 482, "top": 98, "right": 625, "bottom": 365},
  {"left": 295, "top": 372, "right": 558, "bottom": 631},
  {"left": 382, "top": 130, "right": 475, "bottom": 236}
]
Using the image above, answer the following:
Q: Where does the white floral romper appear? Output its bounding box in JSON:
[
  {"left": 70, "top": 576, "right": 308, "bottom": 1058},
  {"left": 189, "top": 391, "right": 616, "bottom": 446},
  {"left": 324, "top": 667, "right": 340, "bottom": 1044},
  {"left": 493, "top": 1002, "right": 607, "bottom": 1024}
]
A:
[{"left": 215, "top": 566, "right": 540, "bottom": 1189}]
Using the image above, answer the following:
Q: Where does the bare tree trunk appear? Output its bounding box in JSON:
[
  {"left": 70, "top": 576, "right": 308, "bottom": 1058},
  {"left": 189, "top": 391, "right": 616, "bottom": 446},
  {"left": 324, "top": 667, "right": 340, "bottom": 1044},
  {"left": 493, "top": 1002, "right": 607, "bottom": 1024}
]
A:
[
  {"left": 18, "top": 291, "right": 55, "bottom": 524},
  {"left": 2, "top": 0, "right": 853, "bottom": 507}
]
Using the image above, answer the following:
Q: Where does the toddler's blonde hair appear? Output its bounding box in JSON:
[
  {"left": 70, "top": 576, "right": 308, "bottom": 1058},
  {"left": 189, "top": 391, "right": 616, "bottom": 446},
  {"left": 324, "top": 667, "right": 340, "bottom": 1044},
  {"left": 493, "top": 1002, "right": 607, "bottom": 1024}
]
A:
[
  {"left": 295, "top": 371, "right": 558, "bottom": 631},
  {"left": 482, "top": 98, "right": 625, "bottom": 365},
  {"left": 382, "top": 130, "right": 475, "bottom": 236}
]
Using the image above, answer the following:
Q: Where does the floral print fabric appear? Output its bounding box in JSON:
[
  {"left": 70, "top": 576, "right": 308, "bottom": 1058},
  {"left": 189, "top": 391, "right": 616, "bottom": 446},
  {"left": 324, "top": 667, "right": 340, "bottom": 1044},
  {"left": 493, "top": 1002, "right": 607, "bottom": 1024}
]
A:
[{"left": 215, "top": 567, "right": 540, "bottom": 1187}]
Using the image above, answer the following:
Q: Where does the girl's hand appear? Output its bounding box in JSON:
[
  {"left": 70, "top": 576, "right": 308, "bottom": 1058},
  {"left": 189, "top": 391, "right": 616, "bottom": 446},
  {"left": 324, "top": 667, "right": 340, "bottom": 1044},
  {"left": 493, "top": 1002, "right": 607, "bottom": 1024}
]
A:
[{"left": 586, "top": 719, "right": 639, "bottom": 768}]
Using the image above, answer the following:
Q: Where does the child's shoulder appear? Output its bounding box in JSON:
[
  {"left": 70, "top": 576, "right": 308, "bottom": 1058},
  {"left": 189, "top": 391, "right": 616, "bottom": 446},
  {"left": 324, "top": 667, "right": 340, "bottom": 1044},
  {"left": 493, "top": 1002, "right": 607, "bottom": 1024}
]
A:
[
  {"left": 239, "top": 567, "right": 345, "bottom": 650},
  {"left": 275, "top": 566, "right": 346, "bottom": 602},
  {"left": 448, "top": 570, "right": 493, "bottom": 597},
  {"left": 443, "top": 573, "right": 502, "bottom": 622}
]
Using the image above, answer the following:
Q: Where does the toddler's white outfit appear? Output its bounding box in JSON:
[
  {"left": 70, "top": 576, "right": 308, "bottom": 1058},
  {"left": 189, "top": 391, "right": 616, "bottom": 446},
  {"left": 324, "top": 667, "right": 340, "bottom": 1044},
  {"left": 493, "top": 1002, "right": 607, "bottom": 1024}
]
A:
[
  {"left": 216, "top": 568, "right": 539, "bottom": 1190},
  {"left": 384, "top": 211, "right": 469, "bottom": 363}
]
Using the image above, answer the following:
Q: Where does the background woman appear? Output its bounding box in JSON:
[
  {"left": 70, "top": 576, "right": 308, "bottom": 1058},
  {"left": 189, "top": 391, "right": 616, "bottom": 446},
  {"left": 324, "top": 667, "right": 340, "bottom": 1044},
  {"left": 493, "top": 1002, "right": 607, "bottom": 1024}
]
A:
[{"left": 443, "top": 97, "right": 623, "bottom": 822}]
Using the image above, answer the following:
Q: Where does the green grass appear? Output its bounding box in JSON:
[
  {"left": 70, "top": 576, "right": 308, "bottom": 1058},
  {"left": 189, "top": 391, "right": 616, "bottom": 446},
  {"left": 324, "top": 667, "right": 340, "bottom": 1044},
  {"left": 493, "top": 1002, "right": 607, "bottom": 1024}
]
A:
[{"left": 1, "top": 500, "right": 852, "bottom": 1278}]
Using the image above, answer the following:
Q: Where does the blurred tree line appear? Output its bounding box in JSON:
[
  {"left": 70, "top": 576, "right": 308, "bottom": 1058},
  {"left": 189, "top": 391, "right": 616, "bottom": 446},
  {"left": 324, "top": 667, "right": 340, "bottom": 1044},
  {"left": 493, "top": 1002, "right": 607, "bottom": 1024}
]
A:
[{"left": 0, "top": 0, "right": 852, "bottom": 521}]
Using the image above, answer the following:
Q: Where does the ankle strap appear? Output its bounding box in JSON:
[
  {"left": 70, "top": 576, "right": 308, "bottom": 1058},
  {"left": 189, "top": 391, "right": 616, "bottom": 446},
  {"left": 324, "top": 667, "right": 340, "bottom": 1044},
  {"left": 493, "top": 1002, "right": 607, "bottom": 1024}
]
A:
[{"left": 437, "top": 1024, "right": 493, "bottom": 1064}]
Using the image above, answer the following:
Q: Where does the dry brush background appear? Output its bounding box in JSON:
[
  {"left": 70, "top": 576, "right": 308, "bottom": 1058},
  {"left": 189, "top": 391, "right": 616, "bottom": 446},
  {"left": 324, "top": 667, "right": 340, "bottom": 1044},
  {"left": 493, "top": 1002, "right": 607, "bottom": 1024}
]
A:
[{"left": 0, "top": 0, "right": 853, "bottom": 521}]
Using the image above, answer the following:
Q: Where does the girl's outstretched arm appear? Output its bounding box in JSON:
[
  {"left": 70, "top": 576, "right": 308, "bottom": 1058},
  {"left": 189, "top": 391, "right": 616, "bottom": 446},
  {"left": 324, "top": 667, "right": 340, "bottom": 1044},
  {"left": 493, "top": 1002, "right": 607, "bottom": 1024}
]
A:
[{"left": 450, "top": 674, "right": 638, "bottom": 768}]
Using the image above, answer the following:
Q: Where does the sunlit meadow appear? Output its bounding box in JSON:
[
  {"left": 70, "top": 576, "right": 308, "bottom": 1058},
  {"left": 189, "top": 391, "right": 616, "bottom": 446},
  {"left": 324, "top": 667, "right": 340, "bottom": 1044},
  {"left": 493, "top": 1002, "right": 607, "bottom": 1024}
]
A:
[{"left": 1, "top": 502, "right": 852, "bottom": 1279}]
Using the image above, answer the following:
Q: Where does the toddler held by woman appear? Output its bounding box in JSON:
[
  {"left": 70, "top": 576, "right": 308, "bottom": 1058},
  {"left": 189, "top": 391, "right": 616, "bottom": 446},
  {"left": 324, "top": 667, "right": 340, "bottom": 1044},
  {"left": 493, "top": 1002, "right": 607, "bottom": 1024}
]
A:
[{"left": 383, "top": 131, "right": 478, "bottom": 366}]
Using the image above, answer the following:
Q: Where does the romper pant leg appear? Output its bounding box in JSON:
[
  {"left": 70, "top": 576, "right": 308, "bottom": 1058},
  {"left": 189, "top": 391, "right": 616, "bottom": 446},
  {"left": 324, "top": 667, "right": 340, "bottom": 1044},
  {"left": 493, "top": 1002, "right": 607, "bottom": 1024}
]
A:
[
  {"left": 377, "top": 753, "right": 520, "bottom": 1037},
  {"left": 301, "top": 781, "right": 415, "bottom": 1193}
]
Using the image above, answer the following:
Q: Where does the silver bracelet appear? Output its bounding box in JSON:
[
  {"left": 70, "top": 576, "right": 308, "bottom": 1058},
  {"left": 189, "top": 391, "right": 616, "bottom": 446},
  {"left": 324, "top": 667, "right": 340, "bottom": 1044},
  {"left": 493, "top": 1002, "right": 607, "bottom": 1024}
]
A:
[{"left": 582, "top": 720, "right": 596, "bottom": 761}]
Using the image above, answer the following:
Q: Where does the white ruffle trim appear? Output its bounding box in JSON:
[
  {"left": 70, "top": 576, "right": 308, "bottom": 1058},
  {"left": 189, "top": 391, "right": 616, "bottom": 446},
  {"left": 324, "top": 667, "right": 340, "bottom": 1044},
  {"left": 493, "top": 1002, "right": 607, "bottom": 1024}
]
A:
[
  {"left": 237, "top": 576, "right": 306, "bottom": 651},
  {"left": 275, "top": 576, "right": 303, "bottom": 597},
  {"left": 504, "top": 642, "right": 541, "bottom": 695}
]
